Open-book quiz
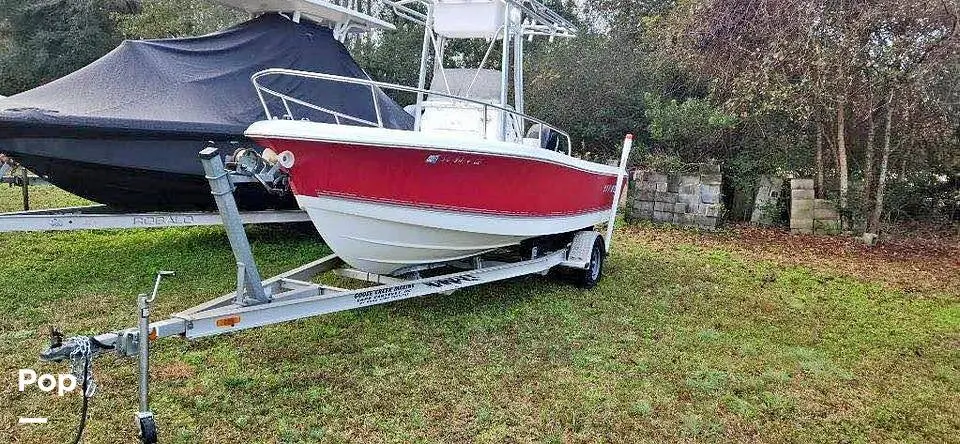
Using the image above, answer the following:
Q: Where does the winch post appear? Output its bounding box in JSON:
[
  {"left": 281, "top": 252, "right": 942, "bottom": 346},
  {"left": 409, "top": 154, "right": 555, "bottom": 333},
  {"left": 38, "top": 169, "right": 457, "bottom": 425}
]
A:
[{"left": 199, "top": 147, "right": 269, "bottom": 305}]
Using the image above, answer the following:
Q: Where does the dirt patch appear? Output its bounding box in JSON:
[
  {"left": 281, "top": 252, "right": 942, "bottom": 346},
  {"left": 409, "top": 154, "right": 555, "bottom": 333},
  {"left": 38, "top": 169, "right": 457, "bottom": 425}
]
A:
[{"left": 621, "top": 223, "right": 959, "bottom": 295}]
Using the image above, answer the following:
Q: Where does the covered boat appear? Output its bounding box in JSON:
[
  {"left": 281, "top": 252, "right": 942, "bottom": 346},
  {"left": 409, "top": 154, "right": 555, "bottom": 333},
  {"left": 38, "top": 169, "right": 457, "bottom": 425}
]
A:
[
  {"left": 243, "top": 0, "right": 626, "bottom": 275},
  {"left": 0, "top": 9, "right": 410, "bottom": 210}
]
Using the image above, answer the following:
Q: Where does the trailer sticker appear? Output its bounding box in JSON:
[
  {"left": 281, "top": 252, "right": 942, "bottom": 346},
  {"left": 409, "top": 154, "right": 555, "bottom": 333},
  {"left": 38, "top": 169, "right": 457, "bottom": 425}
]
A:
[
  {"left": 424, "top": 274, "right": 481, "bottom": 288},
  {"left": 354, "top": 283, "right": 415, "bottom": 305}
]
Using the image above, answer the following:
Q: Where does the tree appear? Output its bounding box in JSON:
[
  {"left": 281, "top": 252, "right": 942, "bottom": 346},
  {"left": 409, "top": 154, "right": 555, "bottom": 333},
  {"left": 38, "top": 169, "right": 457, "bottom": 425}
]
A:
[
  {"left": 663, "top": 0, "right": 959, "bottom": 230},
  {"left": 0, "top": 0, "right": 139, "bottom": 95}
]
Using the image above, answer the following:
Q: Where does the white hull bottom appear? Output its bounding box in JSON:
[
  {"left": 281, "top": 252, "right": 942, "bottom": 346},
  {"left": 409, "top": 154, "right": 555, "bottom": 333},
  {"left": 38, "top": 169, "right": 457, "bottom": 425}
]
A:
[{"left": 296, "top": 195, "right": 611, "bottom": 275}]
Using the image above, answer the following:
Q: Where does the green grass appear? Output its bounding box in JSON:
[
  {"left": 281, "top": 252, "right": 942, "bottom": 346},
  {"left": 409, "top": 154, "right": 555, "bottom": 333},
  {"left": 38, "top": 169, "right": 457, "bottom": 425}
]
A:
[
  {"left": 0, "top": 184, "right": 92, "bottom": 213},
  {"left": 0, "top": 189, "right": 957, "bottom": 443}
]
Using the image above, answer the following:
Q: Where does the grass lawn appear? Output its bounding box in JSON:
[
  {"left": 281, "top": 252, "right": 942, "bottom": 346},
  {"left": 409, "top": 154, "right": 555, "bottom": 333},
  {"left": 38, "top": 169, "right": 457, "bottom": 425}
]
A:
[{"left": 0, "top": 186, "right": 957, "bottom": 443}]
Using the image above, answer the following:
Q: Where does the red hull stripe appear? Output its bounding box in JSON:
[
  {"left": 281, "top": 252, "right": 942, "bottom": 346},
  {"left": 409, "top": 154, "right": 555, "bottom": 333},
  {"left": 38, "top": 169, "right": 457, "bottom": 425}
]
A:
[{"left": 254, "top": 138, "right": 619, "bottom": 217}]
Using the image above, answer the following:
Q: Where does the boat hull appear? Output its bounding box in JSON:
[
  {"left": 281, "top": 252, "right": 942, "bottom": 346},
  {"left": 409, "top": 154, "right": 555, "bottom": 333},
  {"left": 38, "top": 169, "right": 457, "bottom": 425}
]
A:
[
  {"left": 249, "top": 121, "right": 621, "bottom": 274},
  {"left": 1, "top": 126, "right": 297, "bottom": 211}
]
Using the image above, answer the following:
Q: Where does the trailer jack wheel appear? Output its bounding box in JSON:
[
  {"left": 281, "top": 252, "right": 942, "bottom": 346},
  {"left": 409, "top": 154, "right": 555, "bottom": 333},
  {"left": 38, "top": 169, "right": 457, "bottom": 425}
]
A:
[
  {"left": 575, "top": 235, "right": 605, "bottom": 289},
  {"left": 136, "top": 412, "right": 158, "bottom": 444}
]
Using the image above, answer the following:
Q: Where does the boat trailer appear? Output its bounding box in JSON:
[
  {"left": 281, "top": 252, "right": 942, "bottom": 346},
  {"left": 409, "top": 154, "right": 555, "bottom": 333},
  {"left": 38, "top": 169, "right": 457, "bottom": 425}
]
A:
[{"left": 39, "top": 147, "right": 615, "bottom": 444}]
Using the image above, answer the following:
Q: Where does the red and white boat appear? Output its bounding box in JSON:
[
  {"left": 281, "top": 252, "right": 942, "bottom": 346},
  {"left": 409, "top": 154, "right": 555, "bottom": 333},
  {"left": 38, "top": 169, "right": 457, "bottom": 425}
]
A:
[{"left": 244, "top": 0, "right": 630, "bottom": 275}]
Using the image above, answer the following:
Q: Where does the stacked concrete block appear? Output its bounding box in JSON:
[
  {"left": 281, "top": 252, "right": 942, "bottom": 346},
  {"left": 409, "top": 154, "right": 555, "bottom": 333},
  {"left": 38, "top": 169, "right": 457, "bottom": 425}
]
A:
[
  {"left": 751, "top": 176, "right": 784, "bottom": 226},
  {"left": 790, "top": 179, "right": 815, "bottom": 234},
  {"left": 627, "top": 165, "right": 723, "bottom": 230},
  {"left": 813, "top": 199, "right": 841, "bottom": 234}
]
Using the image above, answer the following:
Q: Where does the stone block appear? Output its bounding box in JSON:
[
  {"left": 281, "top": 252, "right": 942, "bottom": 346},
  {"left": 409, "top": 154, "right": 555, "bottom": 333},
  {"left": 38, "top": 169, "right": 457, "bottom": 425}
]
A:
[
  {"left": 791, "top": 227, "right": 814, "bottom": 234},
  {"left": 791, "top": 218, "right": 814, "bottom": 233},
  {"left": 679, "top": 184, "right": 699, "bottom": 195},
  {"left": 791, "top": 178, "right": 815, "bottom": 190},
  {"left": 791, "top": 199, "right": 814, "bottom": 213},
  {"left": 653, "top": 211, "right": 672, "bottom": 222},
  {"left": 678, "top": 193, "right": 698, "bottom": 206},
  {"left": 814, "top": 219, "right": 841, "bottom": 235},
  {"left": 680, "top": 175, "right": 700, "bottom": 186},
  {"left": 699, "top": 164, "right": 721, "bottom": 175},
  {"left": 655, "top": 191, "right": 678, "bottom": 203},
  {"left": 637, "top": 190, "right": 655, "bottom": 201},
  {"left": 637, "top": 201, "right": 654, "bottom": 212},
  {"left": 638, "top": 181, "right": 657, "bottom": 191},
  {"left": 701, "top": 173, "right": 723, "bottom": 185},
  {"left": 700, "top": 184, "right": 721, "bottom": 204},
  {"left": 648, "top": 172, "right": 668, "bottom": 184},
  {"left": 655, "top": 182, "right": 668, "bottom": 192},
  {"left": 700, "top": 204, "right": 721, "bottom": 217},
  {"left": 667, "top": 178, "right": 680, "bottom": 193},
  {"left": 791, "top": 189, "right": 815, "bottom": 200},
  {"left": 654, "top": 201, "right": 670, "bottom": 212},
  {"left": 696, "top": 215, "right": 719, "bottom": 229},
  {"left": 674, "top": 202, "right": 687, "bottom": 213},
  {"left": 636, "top": 210, "right": 654, "bottom": 220},
  {"left": 814, "top": 199, "right": 836, "bottom": 210},
  {"left": 814, "top": 208, "right": 839, "bottom": 221},
  {"left": 676, "top": 212, "right": 695, "bottom": 225}
]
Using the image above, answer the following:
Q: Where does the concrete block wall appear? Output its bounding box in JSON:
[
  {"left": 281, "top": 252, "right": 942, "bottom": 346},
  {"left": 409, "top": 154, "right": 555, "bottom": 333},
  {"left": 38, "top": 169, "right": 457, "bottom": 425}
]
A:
[
  {"left": 790, "top": 179, "right": 840, "bottom": 234},
  {"left": 627, "top": 164, "right": 722, "bottom": 230}
]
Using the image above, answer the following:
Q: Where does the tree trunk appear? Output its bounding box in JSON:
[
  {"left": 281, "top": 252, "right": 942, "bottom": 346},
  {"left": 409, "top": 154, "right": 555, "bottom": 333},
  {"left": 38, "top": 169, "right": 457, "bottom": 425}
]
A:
[
  {"left": 869, "top": 90, "right": 895, "bottom": 234},
  {"left": 864, "top": 103, "right": 876, "bottom": 212},
  {"left": 836, "top": 100, "right": 849, "bottom": 213},
  {"left": 816, "top": 122, "right": 825, "bottom": 198}
]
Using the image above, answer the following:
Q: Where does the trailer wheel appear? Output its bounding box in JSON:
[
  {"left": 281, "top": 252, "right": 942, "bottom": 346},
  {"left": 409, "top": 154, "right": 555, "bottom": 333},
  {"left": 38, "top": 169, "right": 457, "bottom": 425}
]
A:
[
  {"left": 575, "top": 235, "right": 605, "bottom": 289},
  {"left": 137, "top": 413, "right": 158, "bottom": 444}
]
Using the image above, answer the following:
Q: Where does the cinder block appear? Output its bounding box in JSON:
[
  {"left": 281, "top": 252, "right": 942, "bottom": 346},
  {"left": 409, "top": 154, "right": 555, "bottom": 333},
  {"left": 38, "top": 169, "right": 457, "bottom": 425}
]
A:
[
  {"left": 791, "top": 178, "right": 815, "bottom": 190},
  {"left": 655, "top": 182, "right": 668, "bottom": 192},
  {"left": 791, "top": 218, "right": 814, "bottom": 231},
  {"left": 814, "top": 220, "right": 841, "bottom": 234},
  {"left": 814, "top": 208, "right": 839, "bottom": 220},
  {"left": 680, "top": 175, "right": 700, "bottom": 186},
  {"left": 655, "top": 192, "right": 678, "bottom": 203},
  {"left": 677, "top": 193, "right": 698, "bottom": 206},
  {"left": 648, "top": 173, "right": 668, "bottom": 184},
  {"left": 701, "top": 173, "right": 723, "bottom": 185},
  {"left": 791, "top": 199, "right": 814, "bottom": 212},
  {"left": 696, "top": 215, "right": 719, "bottom": 228},
  {"left": 791, "top": 189, "right": 815, "bottom": 200},
  {"left": 700, "top": 184, "right": 721, "bottom": 204},
  {"left": 814, "top": 199, "right": 836, "bottom": 210},
  {"left": 701, "top": 204, "right": 721, "bottom": 217},
  {"left": 667, "top": 174, "right": 681, "bottom": 192},
  {"left": 653, "top": 211, "right": 672, "bottom": 222}
]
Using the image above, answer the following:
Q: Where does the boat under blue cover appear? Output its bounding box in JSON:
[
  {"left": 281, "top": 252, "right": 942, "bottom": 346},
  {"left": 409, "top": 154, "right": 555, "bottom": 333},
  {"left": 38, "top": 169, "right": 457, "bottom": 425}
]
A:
[{"left": 0, "top": 14, "right": 412, "bottom": 211}]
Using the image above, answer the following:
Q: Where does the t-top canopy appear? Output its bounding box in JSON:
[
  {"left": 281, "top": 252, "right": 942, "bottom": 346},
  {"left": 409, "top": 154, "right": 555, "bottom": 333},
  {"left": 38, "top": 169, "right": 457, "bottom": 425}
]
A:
[{"left": 214, "top": 0, "right": 395, "bottom": 34}]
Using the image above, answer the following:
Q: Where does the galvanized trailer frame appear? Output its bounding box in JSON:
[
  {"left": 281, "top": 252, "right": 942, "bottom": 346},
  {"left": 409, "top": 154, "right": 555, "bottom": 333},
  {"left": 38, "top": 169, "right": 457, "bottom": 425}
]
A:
[
  {"left": 0, "top": 206, "right": 310, "bottom": 233},
  {"left": 40, "top": 146, "right": 610, "bottom": 443}
]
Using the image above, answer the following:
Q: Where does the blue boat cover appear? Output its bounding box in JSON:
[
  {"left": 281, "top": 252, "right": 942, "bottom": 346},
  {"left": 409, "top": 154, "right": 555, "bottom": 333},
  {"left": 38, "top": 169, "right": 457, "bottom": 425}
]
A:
[{"left": 0, "top": 14, "right": 413, "bottom": 136}]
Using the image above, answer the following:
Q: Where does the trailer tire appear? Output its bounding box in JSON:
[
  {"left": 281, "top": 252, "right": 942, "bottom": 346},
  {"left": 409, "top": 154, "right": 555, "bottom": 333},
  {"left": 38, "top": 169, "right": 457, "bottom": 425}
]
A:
[
  {"left": 138, "top": 413, "right": 158, "bottom": 444},
  {"left": 575, "top": 235, "right": 605, "bottom": 289}
]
